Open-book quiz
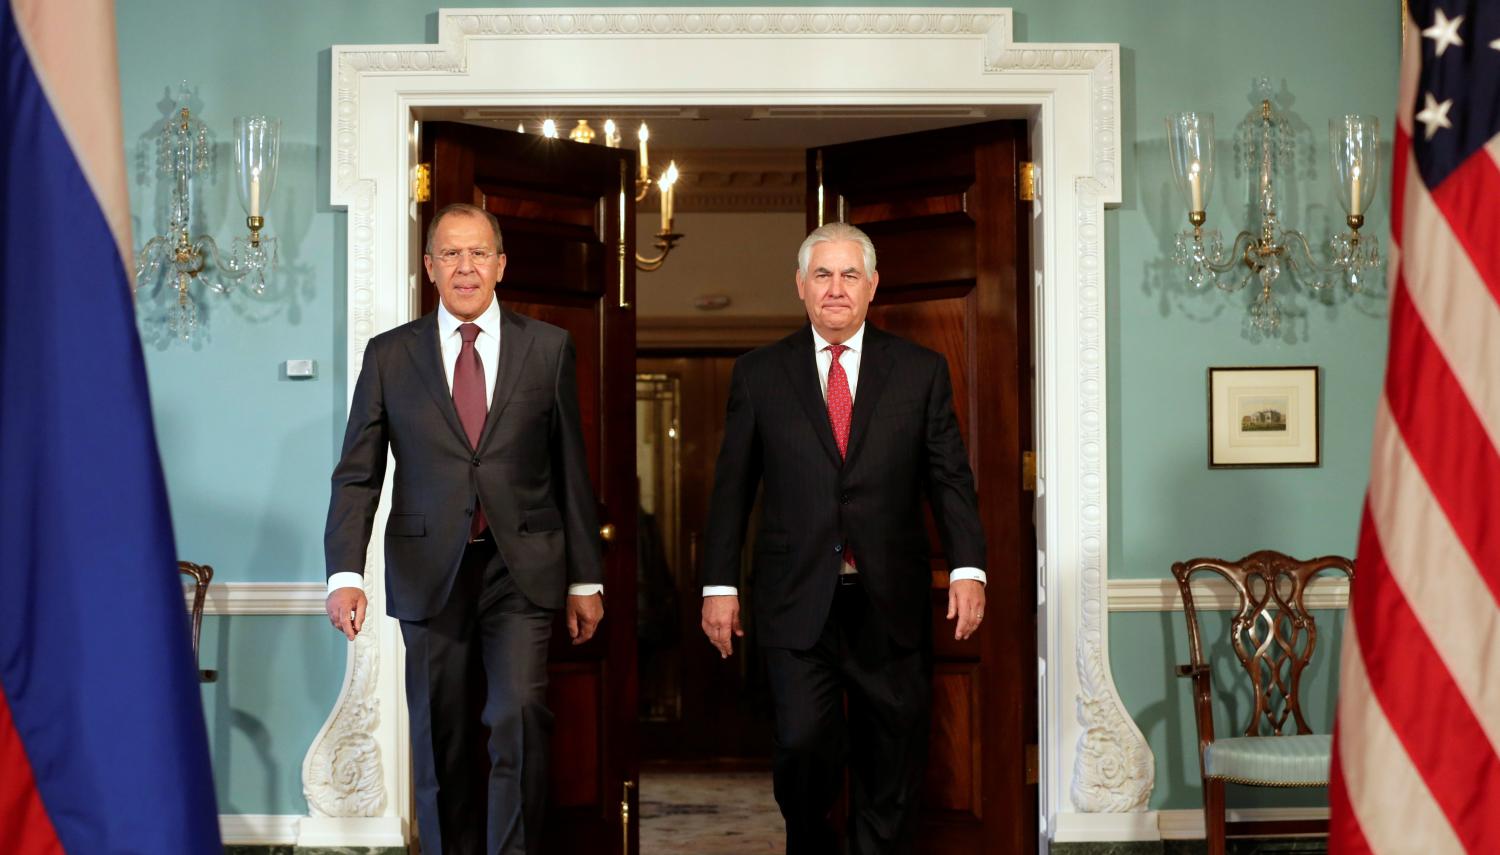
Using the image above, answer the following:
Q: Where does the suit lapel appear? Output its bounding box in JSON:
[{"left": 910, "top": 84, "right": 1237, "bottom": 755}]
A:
[
  {"left": 477, "top": 308, "right": 534, "bottom": 450},
  {"left": 843, "top": 324, "right": 892, "bottom": 469},
  {"left": 403, "top": 313, "right": 471, "bottom": 447},
  {"left": 780, "top": 326, "right": 843, "bottom": 467}
]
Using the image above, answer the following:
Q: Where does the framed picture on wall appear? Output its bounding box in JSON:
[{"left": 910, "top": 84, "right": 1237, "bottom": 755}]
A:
[{"left": 1207, "top": 366, "right": 1320, "bottom": 468}]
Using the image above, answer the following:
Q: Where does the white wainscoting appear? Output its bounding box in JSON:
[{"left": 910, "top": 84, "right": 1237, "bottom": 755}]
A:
[
  {"left": 184, "top": 582, "right": 325, "bottom": 615},
  {"left": 1107, "top": 577, "right": 1350, "bottom": 612}
]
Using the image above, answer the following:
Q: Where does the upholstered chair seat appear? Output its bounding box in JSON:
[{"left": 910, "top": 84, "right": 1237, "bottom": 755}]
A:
[{"left": 1203, "top": 733, "right": 1331, "bottom": 786}]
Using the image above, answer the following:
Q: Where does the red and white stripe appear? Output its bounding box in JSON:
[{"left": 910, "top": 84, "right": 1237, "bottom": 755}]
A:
[{"left": 1329, "top": 9, "right": 1500, "bottom": 855}]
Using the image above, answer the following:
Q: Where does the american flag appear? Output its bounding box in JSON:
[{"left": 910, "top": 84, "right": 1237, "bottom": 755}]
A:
[{"left": 1329, "top": 0, "right": 1500, "bottom": 852}]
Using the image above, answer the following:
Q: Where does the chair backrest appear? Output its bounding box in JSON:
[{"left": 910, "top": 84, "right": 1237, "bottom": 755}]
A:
[
  {"left": 178, "top": 561, "right": 212, "bottom": 673},
  {"left": 1172, "top": 550, "right": 1353, "bottom": 737}
]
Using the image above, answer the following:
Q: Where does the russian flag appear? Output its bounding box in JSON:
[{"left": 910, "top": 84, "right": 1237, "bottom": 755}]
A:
[{"left": 1, "top": 1, "right": 221, "bottom": 851}]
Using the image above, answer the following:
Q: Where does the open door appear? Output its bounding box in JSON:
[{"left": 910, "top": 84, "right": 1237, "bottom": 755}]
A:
[
  {"left": 422, "top": 121, "right": 638, "bottom": 854},
  {"left": 809, "top": 121, "right": 1037, "bottom": 854}
]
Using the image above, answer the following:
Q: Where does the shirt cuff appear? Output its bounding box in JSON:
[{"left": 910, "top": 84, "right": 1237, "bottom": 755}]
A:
[
  {"left": 327, "top": 572, "right": 364, "bottom": 595},
  {"left": 949, "top": 567, "right": 987, "bottom": 586},
  {"left": 569, "top": 584, "right": 603, "bottom": 597},
  {"left": 702, "top": 586, "right": 738, "bottom": 597}
]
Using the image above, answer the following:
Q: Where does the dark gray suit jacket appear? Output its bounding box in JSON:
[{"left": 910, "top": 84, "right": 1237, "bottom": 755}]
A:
[
  {"left": 325, "top": 308, "right": 602, "bottom": 620},
  {"left": 703, "top": 323, "right": 986, "bottom": 650}
]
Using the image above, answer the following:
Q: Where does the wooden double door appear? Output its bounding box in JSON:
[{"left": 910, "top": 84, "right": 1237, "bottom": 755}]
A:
[{"left": 420, "top": 118, "right": 1035, "bottom": 854}]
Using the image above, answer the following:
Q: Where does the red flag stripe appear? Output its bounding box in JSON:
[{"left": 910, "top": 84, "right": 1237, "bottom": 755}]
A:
[
  {"left": 1367, "top": 398, "right": 1500, "bottom": 741},
  {"left": 1382, "top": 283, "right": 1500, "bottom": 600},
  {"left": 0, "top": 687, "right": 65, "bottom": 855},
  {"left": 1353, "top": 517, "right": 1500, "bottom": 853},
  {"left": 1331, "top": 609, "right": 1462, "bottom": 854},
  {"left": 1394, "top": 159, "right": 1500, "bottom": 453},
  {"left": 1426, "top": 135, "right": 1500, "bottom": 307}
]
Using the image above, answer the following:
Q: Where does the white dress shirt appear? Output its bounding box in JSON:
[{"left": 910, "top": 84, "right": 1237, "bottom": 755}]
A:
[
  {"left": 704, "top": 323, "right": 985, "bottom": 597},
  {"left": 330, "top": 298, "right": 603, "bottom": 598}
]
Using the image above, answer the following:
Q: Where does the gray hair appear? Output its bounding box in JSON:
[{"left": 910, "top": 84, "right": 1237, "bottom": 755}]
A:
[
  {"left": 796, "top": 222, "right": 876, "bottom": 277},
  {"left": 425, "top": 203, "right": 504, "bottom": 255}
]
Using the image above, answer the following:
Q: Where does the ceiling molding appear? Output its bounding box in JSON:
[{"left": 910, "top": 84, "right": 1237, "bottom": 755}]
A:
[{"left": 644, "top": 147, "right": 805, "bottom": 213}]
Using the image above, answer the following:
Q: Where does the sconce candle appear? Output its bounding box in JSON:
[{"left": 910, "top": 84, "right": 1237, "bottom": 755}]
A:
[
  {"left": 638, "top": 123, "right": 650, "bottom": 182},
  {"left": 659, "top": 161, "right": 679, "bottom": 231},
  {"left": 249, "top": 170, "right": 261, "bottom": 218},
  {"left": 1189, "top": 161, "right": 1204, "bottom": 213},
  {"left": 1349, "top": 165, "right": 1363, "bottom": 217}
]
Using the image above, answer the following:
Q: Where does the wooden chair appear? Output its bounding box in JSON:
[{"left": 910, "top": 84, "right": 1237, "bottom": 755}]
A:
[
  {"left": 1172, "top": 550, "right": 1353, "bottom": 855},
  {"left": 179, "top": 561, "right": 218, "bottom": 683}
]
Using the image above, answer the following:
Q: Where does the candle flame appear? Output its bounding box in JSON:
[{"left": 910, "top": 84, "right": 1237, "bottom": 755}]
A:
[
  {"left": 660, "top": 161, "right": 679, "bottom": 190},
  {"left": 638, "top": 123, "right": 650, "bottom": 142},
  {"left": 541, "top": 119, "right": 558, "bottom": 138}
]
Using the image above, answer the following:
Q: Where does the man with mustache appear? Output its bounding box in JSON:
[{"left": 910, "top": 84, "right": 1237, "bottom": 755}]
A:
[
  {"left": 323, "top": 203, "right": 603, "bottom": 854},
  {"left": 702, "top": 222, "right": 988, "bottom": 854}
]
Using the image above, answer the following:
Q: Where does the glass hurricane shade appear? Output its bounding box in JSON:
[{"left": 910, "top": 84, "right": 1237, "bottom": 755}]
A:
[
  {"left": 1330, "top": 115, "right": 1380, "bottom": 217},
  {"left": 1166, "top": 111, "right": 1215, "bottom": 214},
  {"left": 234, "top": 116, "right": 280, "bottom": 219}
]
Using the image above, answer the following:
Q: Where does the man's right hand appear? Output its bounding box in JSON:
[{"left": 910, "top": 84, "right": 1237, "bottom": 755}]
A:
[
  {"left": 701, "top": 595, "right": 744, "bottom": 659},
  {"left": 326, "top": 587, "right": 368, "bottom": 641}
]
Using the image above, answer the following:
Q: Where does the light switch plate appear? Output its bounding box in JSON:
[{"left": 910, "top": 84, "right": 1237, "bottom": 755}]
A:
[{"left": 284, "top": 359, "right": 317, "bottom": 379}]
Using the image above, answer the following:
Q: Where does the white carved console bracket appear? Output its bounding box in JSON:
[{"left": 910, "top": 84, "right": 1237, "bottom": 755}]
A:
[{"left": 319, "top": 8, "right": 1151, "bottom": 847}]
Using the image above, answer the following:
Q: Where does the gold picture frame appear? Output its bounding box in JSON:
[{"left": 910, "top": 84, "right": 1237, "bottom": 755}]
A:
[{"left": 1208, "top": 366, "right": 1320, "bottom": 468}]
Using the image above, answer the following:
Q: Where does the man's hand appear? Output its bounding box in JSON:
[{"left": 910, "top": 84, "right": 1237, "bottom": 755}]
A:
[
  {"left": 701, "top": 595, "right": 744, "bottom": 659},
  {"left": 567, "top": 593, "right": 604, "bottom": 645},
  {"left": 326, "top": 587, "right": 368, "bottom": 641},
  {"left": 947, "top": 579, "right": 985, "bottom": 641}
]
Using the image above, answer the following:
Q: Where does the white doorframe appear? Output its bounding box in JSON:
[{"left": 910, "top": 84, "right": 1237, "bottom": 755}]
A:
[{"left": 305, "top": 8, "right": 1156, "bottom": 847}]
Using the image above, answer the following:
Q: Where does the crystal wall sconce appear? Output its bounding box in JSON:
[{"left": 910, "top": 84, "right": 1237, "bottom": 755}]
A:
[
  {"left": 134, "top": 83, "right": 280, "bottom": 341},
  {"left": 1167, "top": 81, "right": 1383, "bottom": 335}
]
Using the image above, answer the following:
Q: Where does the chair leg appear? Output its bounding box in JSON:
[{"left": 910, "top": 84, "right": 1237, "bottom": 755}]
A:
[{"left": 1205, "top": 778, "right": 1226, "bottom": 855}]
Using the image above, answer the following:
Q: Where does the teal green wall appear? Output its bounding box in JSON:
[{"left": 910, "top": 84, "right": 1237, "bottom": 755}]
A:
[{"left": 118, "top": 0, "right": 1397, "bottom": 819}]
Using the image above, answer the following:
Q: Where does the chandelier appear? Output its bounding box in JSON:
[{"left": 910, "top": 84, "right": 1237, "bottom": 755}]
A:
[
  {"left": 521, "top": 117, "right": 682, "bottom": 272},
  {"left": 134, "top": 83, "right": 280, "bottom": 341},
  {"left": 1167, "top": 81, "right": 1383, "bottom": 335}
]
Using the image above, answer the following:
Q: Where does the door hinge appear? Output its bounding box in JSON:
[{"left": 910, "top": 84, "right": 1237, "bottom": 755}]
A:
[
  {"left": 413, "top": 162, "right": 432, "bottom": 203},
  {"left": 621, "top": 779, "right": 636, "bottom": 852},
  {"left": 1022, "top": 451, "right": 1037, "bottom": 492},
  {"left": 1019, "top": 161, "right": 1036, "bottom": 202}
]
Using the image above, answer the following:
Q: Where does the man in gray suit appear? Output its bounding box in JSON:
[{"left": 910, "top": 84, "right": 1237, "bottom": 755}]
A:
[{"left": 324, "top": 203, "right": 604, "bottom": 855}]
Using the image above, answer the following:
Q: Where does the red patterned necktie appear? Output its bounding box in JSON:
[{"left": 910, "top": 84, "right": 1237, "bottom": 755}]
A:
[
  {"left": 826, "top": 344, "right": 855, "bottom": 568},
  {"left": 454, "top": 322, "right": 488, "bottom": 539}
]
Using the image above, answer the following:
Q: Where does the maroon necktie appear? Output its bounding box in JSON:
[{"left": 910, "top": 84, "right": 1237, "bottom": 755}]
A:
[
  {"left": 826, "top": 344, "right": 855, "bottom": 567},
  {"left": 454, "top": 322, "right": 488, "bottom": 539}
]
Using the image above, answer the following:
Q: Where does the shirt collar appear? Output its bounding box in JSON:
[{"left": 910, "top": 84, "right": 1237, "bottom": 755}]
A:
[
  {"left": 437, "top": 296, "right": 501, "bottom": 341},
  {"left": 811, "top": 322, "right": 866, "bottom": 354}
]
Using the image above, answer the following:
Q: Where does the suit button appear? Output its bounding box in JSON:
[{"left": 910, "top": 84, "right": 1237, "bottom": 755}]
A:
[
  {"left": 834, "top": 544, "right": 843, "bottom": 553},
  {"left": 840, "top": 493, "right": 850, "bottom": 504},
  {"left": 472, "top": 457, "right": 481, "bottom": 467}
]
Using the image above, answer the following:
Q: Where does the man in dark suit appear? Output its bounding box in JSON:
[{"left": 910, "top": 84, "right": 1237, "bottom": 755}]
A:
[
  {"left": 702, "top": 222, "right": 987, "bottom": 855},
  {"left": 323, "top": 203, "right": 604, "bottom": 855}
]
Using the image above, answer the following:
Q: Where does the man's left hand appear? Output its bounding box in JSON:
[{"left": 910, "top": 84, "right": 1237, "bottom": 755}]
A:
[
  {"left": 947, "top": 579, "right": 985, "bottom": 641},
  {"left": 567, "top": 593, "right": 604, "bottom": 645}
]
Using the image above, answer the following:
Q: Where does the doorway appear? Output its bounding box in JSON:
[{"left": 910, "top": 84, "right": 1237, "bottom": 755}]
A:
[{"left": 323, "top": 17, "right": 1133, "bottom": 850}]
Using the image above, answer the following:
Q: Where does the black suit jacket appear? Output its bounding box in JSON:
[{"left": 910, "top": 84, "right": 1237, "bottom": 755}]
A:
[
  {"left": 703, "top": 323, "right": 986, "bottom": 650},
  {"left": 325, "top": 308, "right": 602, "bottom": 620}
]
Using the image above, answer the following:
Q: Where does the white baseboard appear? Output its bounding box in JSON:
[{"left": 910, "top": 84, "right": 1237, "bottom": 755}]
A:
[
  {"left": 1156, "top": 806, "right": 1330, "bottom": 839},
  {"left": 219, "top": 814, "right": 300, "bottom": 845},
  {"left": 297, "top": 814, "right": 408, "bottom": 847},
  {"left": 1052, "top": 811, "right": 1162, "bottom": 842}
]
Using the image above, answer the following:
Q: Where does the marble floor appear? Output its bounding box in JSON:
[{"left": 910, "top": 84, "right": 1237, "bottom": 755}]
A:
[{"left": 639, "top": 770, "right": 784, "bottom": 854}]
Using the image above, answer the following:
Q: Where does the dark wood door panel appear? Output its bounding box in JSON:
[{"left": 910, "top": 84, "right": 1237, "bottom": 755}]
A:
[
  {"left": 426, "top": 120, "right": 638, "bottom": 854},
  {"left": 811, "top": 119, "right": 1034, "bottom": 854},
  {"left": 868, "top": 296, "right": 973, "bottom": 437}
]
